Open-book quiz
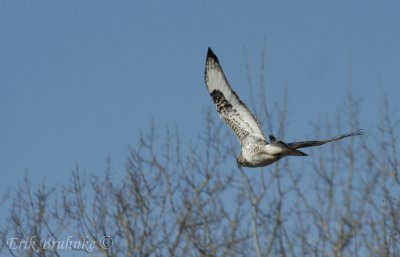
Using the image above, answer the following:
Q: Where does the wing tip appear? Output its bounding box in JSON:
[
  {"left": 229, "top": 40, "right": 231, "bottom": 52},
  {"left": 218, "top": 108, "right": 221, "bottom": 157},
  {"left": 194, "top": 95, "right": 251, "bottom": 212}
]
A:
[
  {"left": 207, "top": 47, "right": 219, "bottom": 63},
  {"left": 269, "top": 135, "right": 277, "bottom": 143},
  {"left": 354, "top": 129, "right": 365, "bottom": 136},
  {"left": 346, "top": 129, "right": 365, "bottom": 138}
]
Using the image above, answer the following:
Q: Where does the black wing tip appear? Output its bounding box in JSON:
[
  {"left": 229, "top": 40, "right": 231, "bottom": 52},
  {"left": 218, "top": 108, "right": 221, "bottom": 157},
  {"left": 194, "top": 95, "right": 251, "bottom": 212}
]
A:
[
  {"left": 207, "top": 47, "right": 219, "bottom": 63},
  {"left": 349, "top": 129, "right": 365, "bottom": 137}
]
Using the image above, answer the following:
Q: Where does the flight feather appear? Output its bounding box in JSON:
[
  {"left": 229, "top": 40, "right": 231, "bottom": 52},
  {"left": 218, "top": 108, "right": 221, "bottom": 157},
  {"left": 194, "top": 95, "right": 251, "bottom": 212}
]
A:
[{"left": 205, "top": 48, "right": 266, "bottom": 146}]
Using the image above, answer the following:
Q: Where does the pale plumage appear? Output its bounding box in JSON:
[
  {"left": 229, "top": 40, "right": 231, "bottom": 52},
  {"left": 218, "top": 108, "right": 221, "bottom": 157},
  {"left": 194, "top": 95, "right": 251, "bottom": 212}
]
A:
[{"left": 204, "top": 47, "right": 364, "bottom": 168}]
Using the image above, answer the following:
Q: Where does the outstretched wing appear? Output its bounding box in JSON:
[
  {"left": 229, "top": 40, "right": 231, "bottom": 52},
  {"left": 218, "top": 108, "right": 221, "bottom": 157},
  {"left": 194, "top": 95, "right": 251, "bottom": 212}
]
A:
[
  {"left": 287, "top": 129, "right": 364, "bottom": 149},
  {"left": 204, "top": 48, "right": 266, "bottom": 146}
]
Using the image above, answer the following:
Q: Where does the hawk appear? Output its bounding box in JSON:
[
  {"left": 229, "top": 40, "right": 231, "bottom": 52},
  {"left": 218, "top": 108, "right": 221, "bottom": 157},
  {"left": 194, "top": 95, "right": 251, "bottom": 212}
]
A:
[{"left": 204, "top": 47, "right": 364, "bottom": 168}]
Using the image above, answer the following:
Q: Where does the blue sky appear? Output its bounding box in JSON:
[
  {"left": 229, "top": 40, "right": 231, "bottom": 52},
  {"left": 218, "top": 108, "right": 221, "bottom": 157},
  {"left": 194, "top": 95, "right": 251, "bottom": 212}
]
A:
[{"left": 1, "top": 0, "right": 399, "bottom": 223}]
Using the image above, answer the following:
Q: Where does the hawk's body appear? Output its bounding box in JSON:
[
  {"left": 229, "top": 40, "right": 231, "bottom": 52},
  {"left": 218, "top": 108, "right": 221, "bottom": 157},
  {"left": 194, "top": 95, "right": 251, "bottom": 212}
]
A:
[{"left": 204, "top": 48, "right": 363, "bottom": 168}]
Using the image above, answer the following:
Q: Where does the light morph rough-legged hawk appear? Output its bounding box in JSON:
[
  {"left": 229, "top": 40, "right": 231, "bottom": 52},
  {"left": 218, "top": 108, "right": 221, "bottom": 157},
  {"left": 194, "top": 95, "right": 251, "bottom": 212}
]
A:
[{"left": 204, "top": 47, "right": 364, "bottom": 168}]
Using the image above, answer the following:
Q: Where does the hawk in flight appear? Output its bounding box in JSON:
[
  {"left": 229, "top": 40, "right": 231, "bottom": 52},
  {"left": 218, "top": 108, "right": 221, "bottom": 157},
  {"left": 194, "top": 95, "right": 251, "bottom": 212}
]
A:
[{"left": 204, "top": 47, "right": 364, "bottom": 168}]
